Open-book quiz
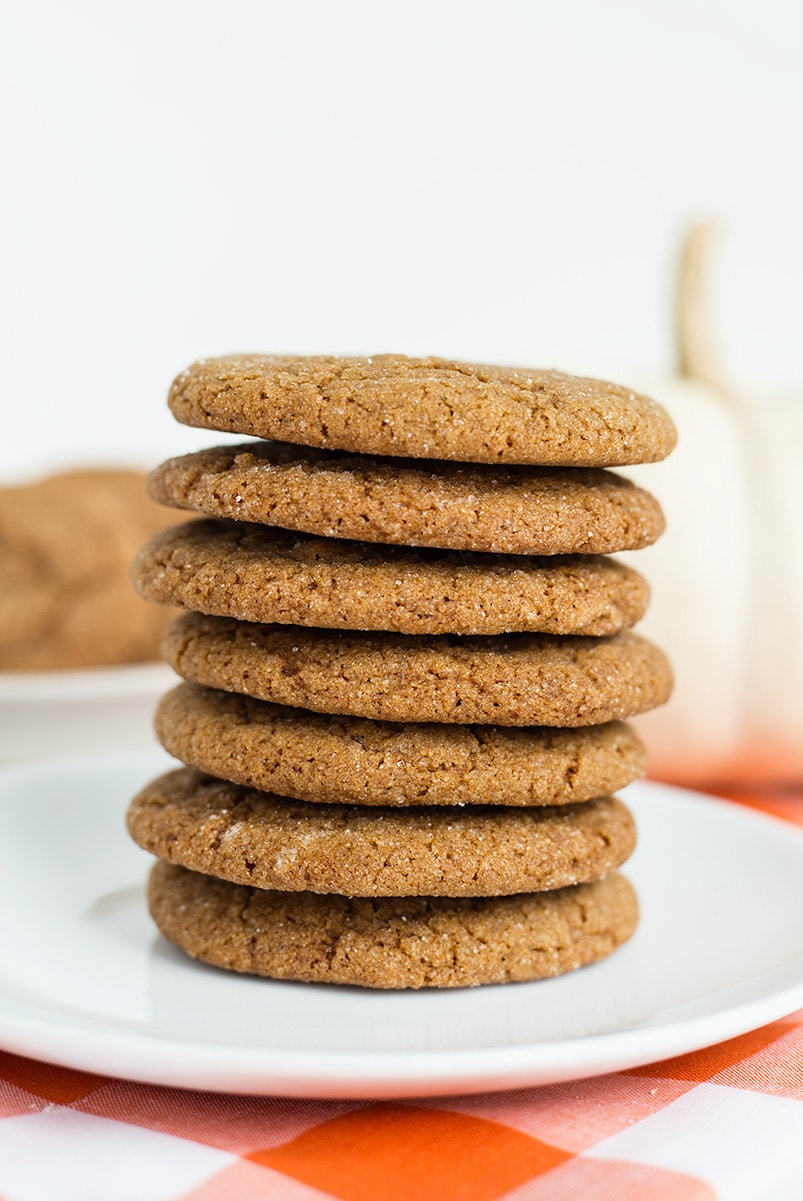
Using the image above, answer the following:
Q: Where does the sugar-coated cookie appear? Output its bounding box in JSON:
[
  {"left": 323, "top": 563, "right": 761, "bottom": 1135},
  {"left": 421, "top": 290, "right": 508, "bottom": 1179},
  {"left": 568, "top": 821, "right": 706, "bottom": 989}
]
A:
[
  {"left": 155, "top": 683, "right": 647, "bottom": 806},
  {"left": 129, "top": 768, "right": 636, "bottom": 897},
  {"left": 149, "top": 861, "right": 639, "bottom": 988},
  {"left": 148, "top": 441, "right": 665, "bottom": 555},
  {"left": 168, "top": 355, "right": 676, "bottom": 467},
  {"left": 0, "top": 469, "right": 174, "bottom": 670},
  {"left": 135, "top": 519, "right": 651, "bottom": 637},
  {"left": 163, "top": 615, "right": 672, "bottom": 726}
]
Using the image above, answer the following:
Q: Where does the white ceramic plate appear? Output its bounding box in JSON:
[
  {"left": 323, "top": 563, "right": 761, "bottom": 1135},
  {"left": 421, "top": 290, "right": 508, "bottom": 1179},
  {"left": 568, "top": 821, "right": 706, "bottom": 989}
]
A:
[
  {"left": 0, "top": 750, "right": 800, "bottom": 1099},
  {"left": 0, "top": 663, "right": 174, "bottom": 762}
]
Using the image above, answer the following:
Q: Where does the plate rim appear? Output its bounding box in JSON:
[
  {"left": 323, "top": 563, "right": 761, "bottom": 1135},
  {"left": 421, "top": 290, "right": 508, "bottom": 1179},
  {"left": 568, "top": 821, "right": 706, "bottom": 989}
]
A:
[
  {"left": 0, "top": 750, "right": 801, "bottom": 1098},
  {"left": 0, "top": 975, "right": 800, "bottom": 1099},
  {"left": 0, "top": 662, "right": 174, "bottom": 702}
]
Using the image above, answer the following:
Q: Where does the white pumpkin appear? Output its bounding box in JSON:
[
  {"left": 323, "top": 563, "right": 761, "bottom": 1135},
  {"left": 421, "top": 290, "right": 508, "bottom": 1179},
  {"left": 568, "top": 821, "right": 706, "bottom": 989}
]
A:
[{"left": 618, "top": 226, "right": 803, "bottom": 785}]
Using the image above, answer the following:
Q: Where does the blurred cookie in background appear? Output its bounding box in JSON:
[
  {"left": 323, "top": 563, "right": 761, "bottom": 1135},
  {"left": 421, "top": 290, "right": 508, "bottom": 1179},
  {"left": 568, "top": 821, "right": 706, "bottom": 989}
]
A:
[{"left": 0, "top": 469, "right": 176, "bottom": 671}]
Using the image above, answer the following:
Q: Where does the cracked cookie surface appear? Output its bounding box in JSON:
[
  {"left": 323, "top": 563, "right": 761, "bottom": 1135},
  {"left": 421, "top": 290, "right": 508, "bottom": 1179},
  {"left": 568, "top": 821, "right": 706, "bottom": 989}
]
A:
[
  {"left": 147, "top": 441, "right": 665, "bottom": 555},
  {"left": 129, "top": 768, "right": 636, "bottom": 897},
  {"left": 155, "top": 683, "right": 647, "bottom": 806},
  {"left": 134, "top": 519, "right": 651, "bottom": 637},
  {"left": 168, "top": 355, "right": 676, "bottom": 467},
  {"left": 148, "top": 862, "right": 639, "bottom": 987},
  {"left": 163, "top": 615, "right": 672, "bottom": 726}
]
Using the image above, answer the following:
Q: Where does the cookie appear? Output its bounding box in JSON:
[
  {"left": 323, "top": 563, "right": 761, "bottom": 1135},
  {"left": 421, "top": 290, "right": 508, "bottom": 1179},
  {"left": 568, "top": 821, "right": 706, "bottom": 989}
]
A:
[
  {"left": 0, "top": 469, "right": 175, "bottom": 671},
  {"left": 147, "top": 442, "right": 666, "bottom": 556},
  {"left": 164, "top": 616, "right": 672, "bottom": 726},
  {"left": 168, "top": 355, "right": 676, "bottom": 467},
  {"left": 148, "top": 862, "right": 638, "bottom": 988},
  {"left": 155, "top": 683, "right": 646, "bottom": 806},
  {"left": 134, "top": 520, "right": 651, "bottom": 637},
  {"left": 129, "top": 768, "right": 636, "bottom": 897}
]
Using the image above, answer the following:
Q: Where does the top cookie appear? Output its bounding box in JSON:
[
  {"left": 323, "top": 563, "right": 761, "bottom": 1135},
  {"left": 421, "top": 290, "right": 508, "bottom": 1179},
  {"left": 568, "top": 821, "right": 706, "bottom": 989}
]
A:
[{"left": 168, "top": 355, "right": 677, "bottom": 467}]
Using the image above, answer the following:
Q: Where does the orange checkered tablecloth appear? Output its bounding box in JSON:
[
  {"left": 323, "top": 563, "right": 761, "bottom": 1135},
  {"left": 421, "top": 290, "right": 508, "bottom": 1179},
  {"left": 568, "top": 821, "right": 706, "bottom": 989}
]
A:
[{"left": 1, "top": 788, "right": 801, "bottom": 1201}]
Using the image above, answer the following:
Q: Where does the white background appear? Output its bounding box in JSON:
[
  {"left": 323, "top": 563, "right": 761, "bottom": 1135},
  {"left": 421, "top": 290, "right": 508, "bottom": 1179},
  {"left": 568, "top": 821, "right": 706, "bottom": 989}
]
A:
[{"left": 1, "top": 0, "right": 801, "bottom": 480}]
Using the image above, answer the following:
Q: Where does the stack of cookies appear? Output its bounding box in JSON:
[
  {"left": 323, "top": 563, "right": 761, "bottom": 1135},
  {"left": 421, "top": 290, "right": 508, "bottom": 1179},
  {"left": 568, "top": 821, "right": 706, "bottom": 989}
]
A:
[{"left": 129, "top": 355, "right": 675, "bottom": 989}]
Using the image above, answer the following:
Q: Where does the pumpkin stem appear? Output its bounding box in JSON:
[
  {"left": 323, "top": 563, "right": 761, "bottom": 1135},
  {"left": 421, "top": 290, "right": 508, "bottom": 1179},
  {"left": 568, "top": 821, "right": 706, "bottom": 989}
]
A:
[{"left": 676, "top": 221, "right": 727, "bottom": 392}]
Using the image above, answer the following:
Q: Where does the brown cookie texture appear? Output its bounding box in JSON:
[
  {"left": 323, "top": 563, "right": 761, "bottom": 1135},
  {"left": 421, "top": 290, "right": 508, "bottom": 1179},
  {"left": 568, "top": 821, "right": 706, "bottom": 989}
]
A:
[
  {"left": 129, "top": 768, "right": 636, "bottom": 897},
  {"left": 148, "top": 862, "right": 639, "bottom": 988},
  {"left": 155, "top": 683, "right": 646, "bottom": 806},
  {"left": 0, "top": 469, "right": 176, "bottom": 671},
  {"left": 134, "top": 519, "right": 651, "bottom": 637},
  {"left": 147, "top": 441, "right": 666, "bottom": 556},
  {"left": 168, "top": 355, "right": 676, "bottom": 467},
  {"left": 164, "top": 615, "right": 672, "bottom": 727}
]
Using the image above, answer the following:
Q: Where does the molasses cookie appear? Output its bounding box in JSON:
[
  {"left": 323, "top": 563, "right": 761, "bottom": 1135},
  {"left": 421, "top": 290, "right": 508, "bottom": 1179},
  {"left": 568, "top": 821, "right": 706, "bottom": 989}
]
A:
[
  {"left": 155, "top": 683, "right": 647, "bottom": 806},
  {"left": 148, "top": 441, "right": 665, "bottom": 555},
  {"left": 163, "top": 616, "right": 673, "bottom": 726},
  {"left": 129, "top": 768, "right": 636, "bottom": 897},
  {"left": 148, "top": 862, "right": 639, "bottom": 988},
  {"left": 0, "top": 469, "right": 174, "bottom": 670},
  {"left": 168, "top": 355, "right": 676, "bottom": 466},
  {"left": 134, "top": 520, "right": 651, "bottom": 637}
]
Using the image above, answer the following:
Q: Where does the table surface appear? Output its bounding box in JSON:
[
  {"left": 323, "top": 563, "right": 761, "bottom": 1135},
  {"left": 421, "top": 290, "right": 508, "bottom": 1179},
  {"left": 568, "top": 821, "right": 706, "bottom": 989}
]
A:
[{"left": 1, "top": 784, "right": 801, "bottom": 1201}]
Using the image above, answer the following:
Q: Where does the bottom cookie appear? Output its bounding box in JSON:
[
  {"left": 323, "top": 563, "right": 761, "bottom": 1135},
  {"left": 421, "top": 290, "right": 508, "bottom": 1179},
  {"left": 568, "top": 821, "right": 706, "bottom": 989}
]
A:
[{"left": 148, "top": 861, "right": 638, "bottom": 989}]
